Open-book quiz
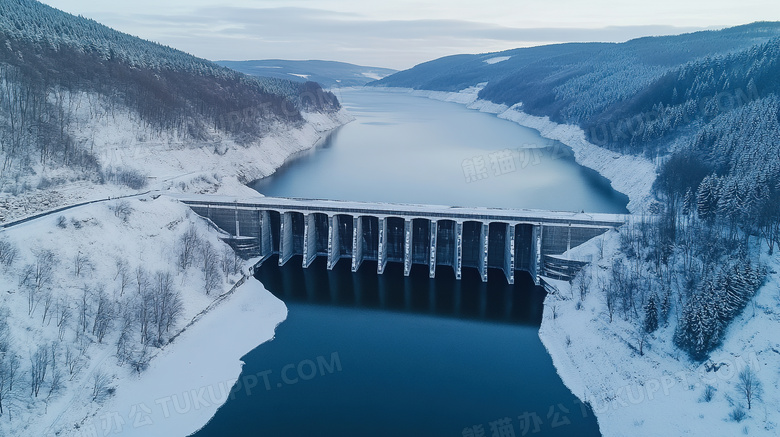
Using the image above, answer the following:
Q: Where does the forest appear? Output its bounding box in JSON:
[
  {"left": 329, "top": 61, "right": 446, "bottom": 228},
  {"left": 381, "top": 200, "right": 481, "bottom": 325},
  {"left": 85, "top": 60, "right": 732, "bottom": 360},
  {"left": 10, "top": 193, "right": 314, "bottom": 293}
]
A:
[
  {"left": 0, "top": 0, "right": 340, "bottom": 191},
  {"left": 376, "top": 23, "right": 780, "bottom": 363}
]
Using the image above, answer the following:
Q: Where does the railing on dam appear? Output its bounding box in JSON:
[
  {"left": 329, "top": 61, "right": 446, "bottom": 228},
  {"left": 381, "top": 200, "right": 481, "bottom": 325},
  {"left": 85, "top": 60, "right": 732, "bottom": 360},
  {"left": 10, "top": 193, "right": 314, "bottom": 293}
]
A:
[{"left": 177, "top": 195, "right": 625, "bottom": 284}]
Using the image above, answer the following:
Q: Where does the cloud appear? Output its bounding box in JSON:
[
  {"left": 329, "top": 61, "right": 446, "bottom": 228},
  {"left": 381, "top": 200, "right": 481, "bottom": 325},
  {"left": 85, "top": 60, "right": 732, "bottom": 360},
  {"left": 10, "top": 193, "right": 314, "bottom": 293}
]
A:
[{"left": 92, "top": 6, "right": 713, "bottom": 69}]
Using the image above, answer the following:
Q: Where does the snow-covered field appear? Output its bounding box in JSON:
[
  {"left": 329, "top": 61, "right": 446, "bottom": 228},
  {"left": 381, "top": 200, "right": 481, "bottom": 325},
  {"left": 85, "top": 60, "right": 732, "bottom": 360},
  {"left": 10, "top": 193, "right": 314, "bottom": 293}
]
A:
[
  {"left": 78, "top": 278, "right": 286, "bottom": 437},
  {"left": 377, "top": 85, "right": 780, "bottom": 436}
]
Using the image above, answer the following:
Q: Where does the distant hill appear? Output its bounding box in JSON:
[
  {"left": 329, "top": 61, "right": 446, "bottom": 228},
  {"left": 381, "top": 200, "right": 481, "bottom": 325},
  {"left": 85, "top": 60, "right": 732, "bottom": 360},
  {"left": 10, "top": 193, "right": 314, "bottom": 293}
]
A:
[
  {"left": 375, "top": 22, "right": 780, "bottom": 373},
  {"left": 217, "top": 59, "right": 397, "bottom": 88},
  {"left": 370, "top": 21, "right": 780, "bottom": 239},
  {"left": 372, "top": 22, "right": 780, "bottom": 155}
]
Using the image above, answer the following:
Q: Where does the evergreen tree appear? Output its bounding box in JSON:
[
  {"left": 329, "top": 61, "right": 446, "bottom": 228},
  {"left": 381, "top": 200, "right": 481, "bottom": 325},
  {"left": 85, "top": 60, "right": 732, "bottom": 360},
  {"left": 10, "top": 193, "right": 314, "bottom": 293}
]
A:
[
  {"left": 660, "top": 288, "right": 672, "bottom": 326},
  {"left": 697, "top": 175, "right": 720, "bottom": 222},
  {"left": 644, "top": 293, "right": 659, "bottom": 333},
  {"left": 682, "top": 188, "right": 695, "bottom": 216}
]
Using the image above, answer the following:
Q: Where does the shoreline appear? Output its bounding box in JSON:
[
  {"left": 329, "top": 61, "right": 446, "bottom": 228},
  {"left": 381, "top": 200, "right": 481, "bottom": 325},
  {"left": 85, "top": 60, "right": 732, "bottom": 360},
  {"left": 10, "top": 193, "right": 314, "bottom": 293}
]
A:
[
  {"left": 0, "top": 108, "right": 354, "bottom": 225},
  {"left": 374, "top": 85, "right": 656, "bottom": 214},
  {"left": 376, "top": 85, "right": 780, "bottom": 436},
  {"left": 91, "top": 109, "right": 353, "bottom": 436},
  {"left": 370, "top": 85, "right": 659, "bottom": 436},
  {"left": 87, "top": 278, "right": 288, "bottom": 437},
  {"left": 2, "top": 108, "right": 352, "bottom": 437}
]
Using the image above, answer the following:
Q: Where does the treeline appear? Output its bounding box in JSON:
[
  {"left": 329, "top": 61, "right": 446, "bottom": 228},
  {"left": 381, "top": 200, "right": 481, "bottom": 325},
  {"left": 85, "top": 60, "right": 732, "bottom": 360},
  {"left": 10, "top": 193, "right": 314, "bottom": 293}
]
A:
[
  {"left": 588, "top": 202, "right": 765, "bottom": 361},
  {"left": 591, "top": 95, "right": 778, "bottom": 360},
  {"left": 374, "top": 22, "right": 780, "bottom": 128},
  {"left": 0, "top": 0, "right": 340, "bottom": 185},
  {"left": 584, "top": 37, "right": 780, "bottom": 155},
  {"left": 375, "top": 23, "right": 780, "bottom": 361}
]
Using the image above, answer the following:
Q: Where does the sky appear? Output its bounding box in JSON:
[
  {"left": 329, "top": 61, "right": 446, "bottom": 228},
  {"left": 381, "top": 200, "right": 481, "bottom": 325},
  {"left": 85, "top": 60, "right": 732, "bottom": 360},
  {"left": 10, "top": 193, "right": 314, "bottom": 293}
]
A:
[{"left": 40, "top": 0, "right": 780, "bottom": 70}]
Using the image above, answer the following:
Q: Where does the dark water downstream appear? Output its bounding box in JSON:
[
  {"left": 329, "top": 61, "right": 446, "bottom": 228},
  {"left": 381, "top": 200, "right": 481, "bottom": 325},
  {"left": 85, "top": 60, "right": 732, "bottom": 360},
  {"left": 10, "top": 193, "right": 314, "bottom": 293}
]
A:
[
  {"left": 193, "top": 260, "right": 600, "bottom": 436},
  {"left": 192, "top": 88, "right": 621, "bottom": 436}
]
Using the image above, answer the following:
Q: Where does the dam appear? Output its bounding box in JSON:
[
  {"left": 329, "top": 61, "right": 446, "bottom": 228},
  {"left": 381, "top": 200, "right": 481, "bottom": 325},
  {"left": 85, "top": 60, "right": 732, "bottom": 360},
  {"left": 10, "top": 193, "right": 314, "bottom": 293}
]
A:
[{"left": 180, "top": 195, "right": 624, "bottom": 284}]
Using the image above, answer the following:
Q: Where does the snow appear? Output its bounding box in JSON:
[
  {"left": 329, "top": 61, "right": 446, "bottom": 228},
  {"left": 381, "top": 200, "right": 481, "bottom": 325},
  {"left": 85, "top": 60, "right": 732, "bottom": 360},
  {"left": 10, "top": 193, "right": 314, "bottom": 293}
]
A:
[
  {"left": 77, "top": 278, "right": 286, "bottom": 437},
  {"left": 0, "top": 92, "right": 350, "bottom": 436},
  {"left": 374, "top": 84, "right": 780, "bottom": 436},
  {"left": 537, "top": 232, "right": 780, "bottom": 436},
  {"left": 483, "top": 56, "right": 511, "bottom": 64},
  {"left": 361, "top": 71, "right": 385, "bottom": 80},
  {"left": 0, "top": 92, "right": 353, "bottom": 224},
  {"left": 0, "top": 195, "right": 288, "bottom": 436},
  {"left": 378, "top": 82, "right": 488, "bottom": 105}
]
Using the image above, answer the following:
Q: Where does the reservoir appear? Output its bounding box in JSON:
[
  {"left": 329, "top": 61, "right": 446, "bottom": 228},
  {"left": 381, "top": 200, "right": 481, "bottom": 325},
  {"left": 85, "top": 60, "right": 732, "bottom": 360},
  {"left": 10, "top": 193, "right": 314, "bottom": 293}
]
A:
[
  {"left": 252, "top": 88, "right": 628, "bottom": 212},
  {"left": 192, "top": 88, "right": 626, "bottom": 436}
]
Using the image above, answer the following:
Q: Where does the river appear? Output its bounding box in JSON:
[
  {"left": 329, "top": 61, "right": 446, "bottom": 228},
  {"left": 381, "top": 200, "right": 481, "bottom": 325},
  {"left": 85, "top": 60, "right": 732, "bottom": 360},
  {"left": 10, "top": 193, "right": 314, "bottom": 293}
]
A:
[{"left": 191, "top": 88, "right": 627, "bottom": 436}]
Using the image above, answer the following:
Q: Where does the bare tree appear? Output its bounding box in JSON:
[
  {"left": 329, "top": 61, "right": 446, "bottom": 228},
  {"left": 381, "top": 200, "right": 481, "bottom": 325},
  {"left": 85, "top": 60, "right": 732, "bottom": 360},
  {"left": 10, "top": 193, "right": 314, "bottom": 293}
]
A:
[
  {"left": 40, "top": 290, "right": 54, "bottom": 326},
  {"left": 64, "top": 345, "right": 80, "bottom": 379},
  {"left": 221, "top": 245, "right": 243, "bottom": 276},
  {"left": 23, "top": 249, "right": 56, "bottom": 316},
  {"left": 177, "top": 224, "right": 202, "bottom": 271},
  {"left": 600, "top": 277, "right": 617, "bottom": 323},
  {"left": 575, "top": 268, "right": 592, "bottom": 301},
  {"left": 47, "top": 342, "right": 63, "bottom": 399},
  {"left": 114, "top": 257, "right": 130, "bottom": 296},
  {"left": 736, "top": 367, "right": 763, "bottom": 410},
  {"left": 30, "top": 344, "right": 50, "bottom": 397},
  {"left": 0, "top": 308, "right": 9, "bottom": 353},
  {"left": 0, "top": 238, "right": 18, "bottom": 267},
  {"left": 77, "top": 286, "right": 91, "bottom": 337},
  {"left": 111, "top": 200, "right": 133, "bottom": 223},
  {"left": 56, "top": 298, "right": 71, "bottom": 341},
  {"left": 0, "top": 353, "right": 19, "bottom": 415},
  {"left": 129, "top": 344, "right": 151, "bottom": 374},
  {"left": 92, "top": 289, "right": 114, "bottom": 343},
  {"left": 33, "top": 250, "right": 56, "bottom": 290},
  {"left": 115, "top": 301, "right": 135, "bottom": 366},
  {"left": 135, "top": 267, "right": 150, "bottom": 344},
  {"left": 73, "top": 251, "right": 90, "bottom": 277},
  {"left": 636, "top": 324, "right": 648, "bottom": 356},
  {"left": 24, "top": 270, "right": 38, "bottom": 316},
  {"left": 202, "top": 242, "right": 221, "bottom": 295},
  {"left": 91, "top": 370, "right": 112, "bottom": 402},
  {"left": 220, "top": 245, "right": 236, "bottom": 276},
  {"left": 151, "top": 271, "right": 183, "bottom": 345},
  {"left": 17, "top": 264, "right": 33, "bottom": 289}
]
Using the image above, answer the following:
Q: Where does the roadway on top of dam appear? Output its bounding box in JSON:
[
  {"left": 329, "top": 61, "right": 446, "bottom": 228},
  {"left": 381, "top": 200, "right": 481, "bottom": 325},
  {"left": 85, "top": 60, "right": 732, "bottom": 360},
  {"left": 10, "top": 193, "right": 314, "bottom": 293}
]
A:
[{"left": 173, "top": 194, "right": 627, "bottom": 228}]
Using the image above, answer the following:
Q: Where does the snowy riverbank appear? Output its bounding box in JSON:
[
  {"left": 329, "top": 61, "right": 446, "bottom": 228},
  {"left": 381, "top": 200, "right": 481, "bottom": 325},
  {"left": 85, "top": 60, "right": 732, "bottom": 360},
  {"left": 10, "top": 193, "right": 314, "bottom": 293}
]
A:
[
  {"left": 0, "top": 108, "right": 353, "bottom": 225},
  {"left": 376, "top": 85, "right": 656, "bottom": 214},
  {"left": 78, "top": 278, "right": 287, "bottom": 437},
  {"left": 537, "top": 234, "right": 780, "bottom": 436},
  {"left": 0, "top": 107, "right": 350, "bottom": 436},
  {"left": 375, "top": 85, "right": 780, "bottom": 436}
]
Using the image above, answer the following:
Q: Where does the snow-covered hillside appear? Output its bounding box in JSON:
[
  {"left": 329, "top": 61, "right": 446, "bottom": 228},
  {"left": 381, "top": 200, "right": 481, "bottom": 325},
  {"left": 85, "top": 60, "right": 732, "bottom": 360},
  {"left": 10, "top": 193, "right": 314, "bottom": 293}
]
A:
[
  {"left": 0, "top": 194, "right": 288, "bottom": 437},
  {"left": 375, "top": 84, "right": 780, "bottom": 436},
  {"left": 0, "top": 99, "right": 352, "bottom": 224},
  {"left": 539, "top": 233, "right": 779, "bottom": 436}
]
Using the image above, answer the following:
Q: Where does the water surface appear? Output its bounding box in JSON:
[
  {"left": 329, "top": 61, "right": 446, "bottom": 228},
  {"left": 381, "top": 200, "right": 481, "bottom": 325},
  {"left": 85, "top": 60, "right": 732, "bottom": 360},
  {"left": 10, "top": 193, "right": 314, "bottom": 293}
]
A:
[
  {"left": 193, "top": 88, "right": 620, "bottom": 437},
  {"left": 193, "top": 260, "right": 600, "bottom": 437},
  {"left": 253, "top": 88, "right": 628, "bottom": 213}
]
